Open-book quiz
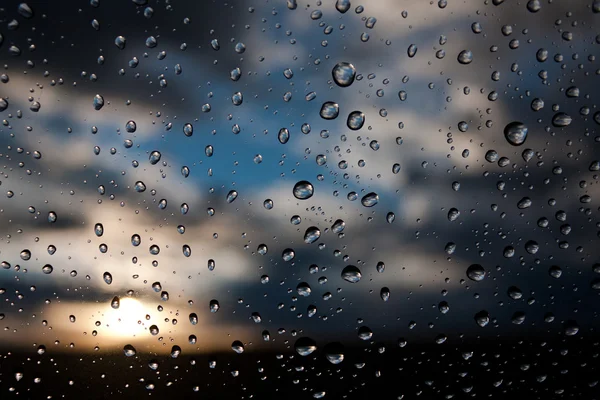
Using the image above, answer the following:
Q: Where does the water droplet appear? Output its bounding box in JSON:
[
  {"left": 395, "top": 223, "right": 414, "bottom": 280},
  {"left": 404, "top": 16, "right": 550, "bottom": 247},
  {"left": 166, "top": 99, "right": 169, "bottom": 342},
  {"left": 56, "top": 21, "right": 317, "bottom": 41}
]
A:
[
  {"left": 93, "top": 94, "right": 104, "bottom": 110},
  {"left": 457, "top": 50, "right": 473, "bottom": 64},
  {"left": 380, "top": 287, "right": 390, "bottom": 301},
  {"left": 183, "top": 123, "right": 194, "bottom": 137},
  {"left": 386, "top": 212, "right": 395, "bottom": 223},
  {"left": 466, "top": 264, "right": 485, "bottom": 281},
  {"left": 282, "top": 248, "right": 296, "bottom": 262},
  {"left": 335, "top": 0, "right": 351, "bottom": 13},
  {"left": 526, "top": 0, "right": 541, "bottom": 12},
  {"left": 320, "top": 102, "right": 339, "bottom": 120},
  {"left": 293, "top": 181, "right": 314, "bottom": 200},
  {"left": 522, "top": 149, "right": 534, "bottom": 162},
  {"left": 552, "top": 112, "right": 572, "bottom": 127},
  {"left": 111, "top": 296, "right": 120, "bottom": 309},
  {"left": 360, "top": 192, "right": 379, "bottom": 207},
  {"left": 407, "top": 44, "right": 418, "bottom": 58},
  {"left": 134, "top": 181, "right": 146, "bottom": 193},
  {"left": 511, "top": 312, "right": 526, "bottom": 325},
  {"left": 234, "top": 42, "right": 246, "bottom": 53},
  {"left": 548, "top": 265, "right": 562, "bottom": 278},
  {"left": 474, "top": 311, "right": 490, "bottom": 327},
  {"left": 531, "top": 98, "right": 544, "bottom": 111},
  {"left": 94, "top": 223, "right": 104, "bottom": 237},
  {"left": 297, "top": 282, "right": 312, "bottom": 296},
  {"left": 123, "top": 344, "right": 136, "bottom": 357},
  {"left": 507, "top": 286, "right": 522, "bottom": 299},
  {"left": 231, "top": 340, "right": 245, "bottom": 354},
  {"left": 310, "top": 10, "right": 322, "bottom": 20},
  {"left": 332, "top": 62, "right": 356, "bottom": 87},
  {"left": 347, "top": 111, "right": 365, "bottom": 130},
  {"left": 278, "top": 128, "right": 290, "bottom": 144},
  {"left": 232, "top": 91, "right": 243, "bottom": 106},
  {"left": 563, "top": 320, "right": 579, "bottom": 336},
  {"left": 230, "top": 67, "right": 242, "bottom": 81},
  {"left": 18, "top": 3, "right": 34, "bottom": 18},
  {"left": 504, "top": 122, "right": 528, "bottom": 146},
  {"left": 332, "top": 219, "right": 345, "bottom": 233},
  {"left": 324, "top": 342, "right": 345, "bottom": 364},
  {"left": 295, "top": 337, "right": 317, "bottom": 356},
  {"left": 304, "top": 227, "right": 321, "bottom": 244},
  {"left": 103, "top": 272, "right": 112, "bottom": 285},
  {"left": 517, "top": 197, "right": 532, "bottom": 209},
  {"left": 341, "top": 265, "right": 362, "bottom": 283},
  {"left": 149, "top": 244, "right": 160, "bottom": 255},
  {"left": 226, "top": 190, "right": 238, "bottom": 203},
  {"left": 358, "top": 326, "right": 373, "bottom": 340},
  {"left": 448, "top": 208, "right": 460, "bottom": 222},
  {"left": 20, "top": 249, "right": 31, "bottom": 261}
]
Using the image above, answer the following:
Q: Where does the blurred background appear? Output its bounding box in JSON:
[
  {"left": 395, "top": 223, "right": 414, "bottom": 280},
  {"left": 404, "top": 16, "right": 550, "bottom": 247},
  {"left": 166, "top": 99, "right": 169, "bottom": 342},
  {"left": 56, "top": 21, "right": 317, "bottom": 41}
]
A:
[{"left": 0, "top": 0, "right": 599, "bottom": 398}]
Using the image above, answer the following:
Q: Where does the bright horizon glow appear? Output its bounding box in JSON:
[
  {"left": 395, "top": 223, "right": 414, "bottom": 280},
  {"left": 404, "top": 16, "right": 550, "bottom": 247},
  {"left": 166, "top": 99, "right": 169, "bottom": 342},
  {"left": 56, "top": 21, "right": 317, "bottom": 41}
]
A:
[{"left": 104, "top": 297, "right": 149, "bottom": 338}]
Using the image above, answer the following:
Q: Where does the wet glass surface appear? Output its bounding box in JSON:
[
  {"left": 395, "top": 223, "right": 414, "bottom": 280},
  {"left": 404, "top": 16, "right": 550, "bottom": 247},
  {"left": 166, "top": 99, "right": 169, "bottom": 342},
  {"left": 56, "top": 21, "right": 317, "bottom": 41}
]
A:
[{"left": 0, "top": 0, "right": 600, "bottom": 398}]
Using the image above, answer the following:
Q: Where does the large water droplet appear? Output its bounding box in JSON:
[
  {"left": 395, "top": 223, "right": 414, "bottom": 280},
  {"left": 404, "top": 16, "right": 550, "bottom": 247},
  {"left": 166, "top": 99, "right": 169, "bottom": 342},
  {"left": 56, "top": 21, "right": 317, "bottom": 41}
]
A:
[
  {"left": 115, "top": 36, "right": 126, "bottom": 49},
  {"left": 347, "top": 111, "right": 365, "bottom": 130},
  {"left": 282, "top": 248, "right": 296, "bottom": 262},
  {"left": 134, "top": 181, "right": 146, "bottom": 193},
  {"left": 18, "top": 3, "right": 34, "bottom": 18},
  {"left": 149, "top": 151, "right": 161, "bottom": 165},
  {"left": 93, "top": 94, "right": 104, "bottom": 110},
  {"left": 358, "top": 326, "right": 373, "bottom": 340},
  {"left": 183, "top": 123, "right": 194, "bottom": 137},
  {"left": 407, "top": 44, "right": 418, "bottom": 58},
  {"left": 466, "top": 264, "right": 486, "bottom": 281},
  {"left": 304, "top": 227, "right": 321, "bottom": 244},
  {"left": 111, "top": 296, "right": 120, "bottom": 309},
  {"left": 360, "top": 192, "right": 379, "bottom": 207},
  {"left": 380, "top": 287, "right": 390, "bottom": 301},
  {"left": 331, "top": 219, "right": 345, "bottom": 233},
  {"left": 332, "top": 62, "right": 356, "bottom": 87},
  {"left": 504, "top": 122, "right": 528, "bottom": 146},
  {"left": 232, "top": 91, "right": 243, "bottom": 106},
  {"left": 448, "top": 208, "right": 460, "bottom": 221},
  {"left": 320, "top": 102, "right": 340, "bottom": 120},
  {"left": 123, "top": 344, "right": 136, "bottom": 357},
  {"left": 341, "top": 265, "right": 362, "bottom": 283},
  {"left": 457, "top": 50, "right": 473, "bottom": 64},
  {"left": 94, "top": 223, "right": 104, "bottom": 237},
  {"left": 295, "top": 337, "right": 317, "bottom": 356},
  {"left": 226, "top": 190, "right": 238, "bottom": 203},
  {"left": 293, "top": 181, "right": 314, "bottom": 200},
  {"left": 278, "top": 128, "right": 290, "bottom": 144},
  {"left": 324, "top": 342, "right": 345, "bottom": 364},
  {"left": 474, "top": 310, "right": 490, "bottom": 327},
  {"left": 335, "top": 0, "right": 351, "bottom": 13},
  {"left": 231, "top": 340, "right": 245, "bottom": 354},
  {"left": 526, "top": 0, "right": 541, "bottom": 12},
  {"left": 552, "top": 112, "right": 572, "bottom": 127}
]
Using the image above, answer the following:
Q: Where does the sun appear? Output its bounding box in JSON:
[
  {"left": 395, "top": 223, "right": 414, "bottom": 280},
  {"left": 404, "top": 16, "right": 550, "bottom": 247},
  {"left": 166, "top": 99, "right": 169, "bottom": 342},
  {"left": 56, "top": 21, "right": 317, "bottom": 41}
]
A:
[{"left": 105, "top": 297, "right": 149, "bottom": 338}]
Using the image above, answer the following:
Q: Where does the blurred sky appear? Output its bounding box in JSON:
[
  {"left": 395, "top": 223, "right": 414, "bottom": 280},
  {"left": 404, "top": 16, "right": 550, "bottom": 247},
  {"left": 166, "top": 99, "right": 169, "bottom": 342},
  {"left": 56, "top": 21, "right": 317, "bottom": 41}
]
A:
[{"left": 0, "top": 0, "right": 598, "bottom": 368}]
